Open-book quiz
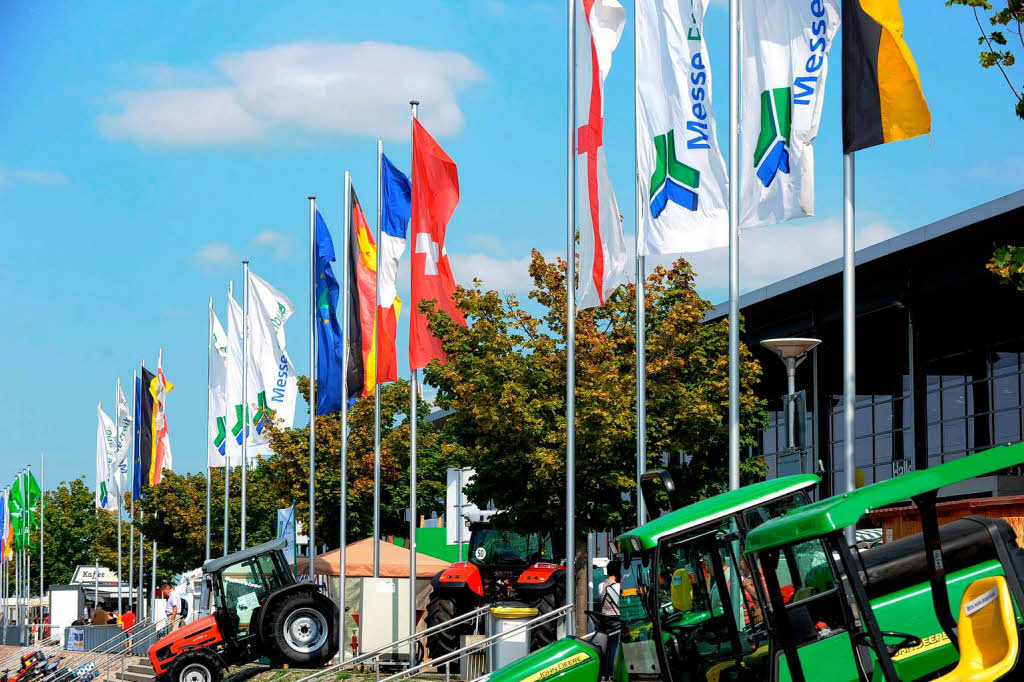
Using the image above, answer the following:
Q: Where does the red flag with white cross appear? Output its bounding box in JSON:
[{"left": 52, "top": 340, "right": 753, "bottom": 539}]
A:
[{"left": 409, "top": 119, "right": 467, "bottom": 370}]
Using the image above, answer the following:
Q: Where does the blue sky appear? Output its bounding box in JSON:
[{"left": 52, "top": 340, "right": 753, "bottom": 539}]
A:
[{"left": 0, "top": 0, "right": 1021, "bottom": 489}]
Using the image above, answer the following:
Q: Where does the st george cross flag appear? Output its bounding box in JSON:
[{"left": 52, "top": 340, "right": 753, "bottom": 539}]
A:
[
  {"left": 637, "top": 0, "right": 729, "bottom": 256},
  {"left": 208, "top": 300, "right": 231, "bottom": 467},
  {"left": 314, "top": 210, "right": 345, "bottom": 414},
  {"left": 96, "top": 404, "right": 119, "bottom": 511},
  {"left": 247, "top": 271, "right": 298, "bottom": 456},
  {"left": 410, "top": 119, "right": 467, "bottom": 370},
  {"left": 379, "top": 154, "right": 411, "bottom": 382},
  {"left": 577, "top": 0, "right": 628, "bottom": 308},
  {"left": 739, "top": 0, "right": 839, "bottom": 227}
]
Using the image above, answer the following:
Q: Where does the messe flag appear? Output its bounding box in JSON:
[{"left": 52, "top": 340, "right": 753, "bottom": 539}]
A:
[
  {"left": 208, "top": 301, "right": 230, "bottom": 467},
  {"left": 410, "top": 119, "right": 467, "bottom": 370},
  {"left": 739, "top": 0, "right": 839, "bottom": 227},
  {"left": 96, "top": 404, "right": 119, "bottom": 511},
  {"left": 348, "top": 185, "right": 377, "bottom": 397},
  {"left": 379, "top": 154, "right": 410, "bottom": 382},
  {"left": 842, "top": 0, "right": 930, "bottom": 152},
  {"left": 114, "top": 382, "right": 133, "bottom": 493},
  {"left": 578, "top": 0, "right": 629, "bottom": 306},
  {"left": 637, "top": 0, "right": 729, "bottom": 256},
  {"left": 315, "top": 210, "right": 345, "bottom": 414}
]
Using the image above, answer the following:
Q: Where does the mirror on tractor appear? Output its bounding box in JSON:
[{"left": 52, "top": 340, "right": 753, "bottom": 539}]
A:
[{"left": 640, "top": 470, "right": 681, "bottom": 519}]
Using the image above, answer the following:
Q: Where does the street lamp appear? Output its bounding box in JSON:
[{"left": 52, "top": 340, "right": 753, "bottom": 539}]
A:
[{"left": 761, "top": 338, "right": 821, "bottom": 451}]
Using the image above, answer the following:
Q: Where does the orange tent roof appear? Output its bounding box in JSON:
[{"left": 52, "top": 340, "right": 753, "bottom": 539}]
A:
[{"left": 296, "top": 538, "right": 450, "bottom": 578}]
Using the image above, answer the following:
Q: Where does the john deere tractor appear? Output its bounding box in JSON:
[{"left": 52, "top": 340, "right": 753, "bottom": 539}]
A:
[
  {"left": 149, "top": 538, "right": 338, "bottom": 682},
  {"left": 424, "top": 510, "right": 566, "bottom": 668}
]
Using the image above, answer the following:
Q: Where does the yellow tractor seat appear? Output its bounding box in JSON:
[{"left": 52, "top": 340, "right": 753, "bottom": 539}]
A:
[{"left": 934, "top": 575, "right": 1020, "bottom": 682}]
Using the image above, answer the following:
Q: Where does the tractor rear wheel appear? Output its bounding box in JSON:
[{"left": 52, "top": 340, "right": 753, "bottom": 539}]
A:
[
  {"left": 167, "top": 650, "right": 222, "bottom": 682},
  {"left": 530, "top": 579, "right": 566, "bottom": 650},
  {"left": 263, "top": 591, "right": 338, "bottom": 667},
  {"left": 424, "top": 594, "right": 474, "bottom": 673}
]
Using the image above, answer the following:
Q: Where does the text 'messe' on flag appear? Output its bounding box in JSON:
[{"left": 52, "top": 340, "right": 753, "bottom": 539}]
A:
[
  {"left": 637, "top": 0, "right": 729, "bottom": 256},
  {"left": 739, "top": 0, "right": 839, "bottom": 228},
  {"left": 842, "top": 0, "right": 930, "bottom": 153},
  {"left": 410, "top": 119, "right": 467, "bottom": 370},
  {"left": 577, "top": 0, "right": 628, "bottom": 307},
  {"left": 347, "top": 185, "right": 377, "bottom": 398},
  {"left": 379, "top": 154, "right": 411, "bottom": 381},
  {"left": 96, "top": 404, "right": 119, "bottom": 511},
  {"left": 315, "top": 210, "right": 345, "bottom": 415}
]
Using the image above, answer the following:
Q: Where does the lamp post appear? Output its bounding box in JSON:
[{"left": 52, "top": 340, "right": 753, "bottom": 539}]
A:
[{"left": 761, "top": 338, "right": 822, "bottom": 454}]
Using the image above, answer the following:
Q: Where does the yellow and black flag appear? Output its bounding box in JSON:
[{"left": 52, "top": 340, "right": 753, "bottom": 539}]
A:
[{"left": 842, "top": 0, "right": 930, "bottom": 153}]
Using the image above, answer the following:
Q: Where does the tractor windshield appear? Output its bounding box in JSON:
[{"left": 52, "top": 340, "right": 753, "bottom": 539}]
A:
[{"left": 469, "top": 529, "right": 555, "bottom": 565}]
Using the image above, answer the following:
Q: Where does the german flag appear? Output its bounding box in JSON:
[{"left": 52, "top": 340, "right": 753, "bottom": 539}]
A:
[
  {"left": 347, "top": 186, "right": 377, "bottom": 398},
  {"left": 842, "top": 0, "right": 930, "bottom": 153}
]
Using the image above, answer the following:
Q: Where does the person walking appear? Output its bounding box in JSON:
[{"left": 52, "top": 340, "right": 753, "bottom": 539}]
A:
[
  {"left": 163, "top": 584, "right": 183, "bottom": 632},
  {"left": 598, "top": 560, "right": 622, "bottom": 680},
  {"left": 91, "top": 603, "right": 110, "bottom": 626}
]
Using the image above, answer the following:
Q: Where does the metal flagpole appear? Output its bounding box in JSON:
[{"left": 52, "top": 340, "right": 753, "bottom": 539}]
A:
[
  {"left": 565, "top": 0, "right": 577, "bottom": 635},
  {"left": 373, "top": 139, "right": 383, "bottom": 580},
  {"left": 632, "top": 0, "right": 646, "bottom": 526},
  {"left": 93, "top": 557, "right": 98, "bottom": 612},
  {"left": 138, "top": 525, "right": 144, "bottom": 618},
  {"left": 151, "top": 354, "right": 158, "bottom": 620},
  {"left": 843, "top": 152, "right": 856, "bottom": 542},
  {"left": 115, "top": 380, "right": 123, "bottom": 614},
  {"left": 308, "top": 196, "right": 317, "bottom": 581},
  {"left": 25, "top": 467, "right": 31, "bottom": 631},
  {"left": 206, "top": 306, "right": 213, "bottom": 562},
  {"left": 339, "top": 171, "right": 352, "bottom": 657},
  {"left": 727, "top": 0, "right": 741, "bottom": 492},
  {"left": 408, "top": 100, "right": 420, "bottom": 663},
  {"left": 39, "top": 453, "right": 44, "bottom": 615},
  {"left": 224, "top": 287, "right": 232, "bottom": 558},
  {"left": 129, "top": 370, "right": 136, "bottom": 612},
  {"left": 241, "top": 261, "right": 250, "bottom": 549}
]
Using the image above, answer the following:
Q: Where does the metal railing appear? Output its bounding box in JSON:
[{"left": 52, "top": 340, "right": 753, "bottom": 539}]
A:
[
  {"left": 294, "top": 604, "right": 494, "bottom": 682},
  {"left": 379, "top": 604, "right": 573, "bottom": 681},
  {"left": 42, "top": 617, "right": 163, "bottom": 682}
]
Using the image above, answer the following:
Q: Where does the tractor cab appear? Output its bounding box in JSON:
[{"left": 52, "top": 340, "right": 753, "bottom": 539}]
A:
[
  {"left": 150, "top": 538, "right": 338, "bottom": 682},
  {"left": 745, "top": 441, "right": 1024, "bottom": 682}
]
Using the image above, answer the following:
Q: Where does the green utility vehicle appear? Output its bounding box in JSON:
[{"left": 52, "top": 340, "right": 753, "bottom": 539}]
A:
[
  {"left": 487, "top": 441, "right": 1024, "bottom": 682},
  {"left": 745, "top": 441, "right": 1024, "bottom": 682}
]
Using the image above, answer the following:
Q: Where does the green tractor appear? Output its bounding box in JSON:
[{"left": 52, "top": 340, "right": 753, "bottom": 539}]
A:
[{"left": 488, "top": 441, "right": 1024, "bottom": 682}]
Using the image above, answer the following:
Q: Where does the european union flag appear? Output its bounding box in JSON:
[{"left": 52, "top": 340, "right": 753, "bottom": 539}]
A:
[{"left": 315, "top": 210, "right": 345, "bottom": 414}]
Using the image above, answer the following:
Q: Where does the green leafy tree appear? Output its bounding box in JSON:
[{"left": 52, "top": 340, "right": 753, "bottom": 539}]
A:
[
  {"left": 36, "top": 477, "right": 118, "bottom": 590},
  {"left": 988, "top": 244, "right": 1024, "bottom": 290},
  {"left": 423, "top": 251, "right": 767, "bottom": 628},
  {"left": 947, "top": 0, "right": 1024, "bottom": 119}
]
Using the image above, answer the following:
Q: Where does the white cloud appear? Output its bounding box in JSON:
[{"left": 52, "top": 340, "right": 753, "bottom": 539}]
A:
[
  {"left": 251, "top": 230, "right": 293, "bottom": 260},
  {"left": 192, "top": 241, "right": 240, "bottom": 272},
  {"left": 0, "top": 167, "right": 68, "bottom": 188},
  {"left": 98, "top": 42, "right": 485, "bottom": 148}
]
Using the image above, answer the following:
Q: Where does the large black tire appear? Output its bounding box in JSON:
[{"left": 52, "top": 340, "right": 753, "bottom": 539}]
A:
[
  {"left": 424, "top": 594, "right": 475, "bottom": 674},
  {"left": 530, "top": 579, "right": 567, "bottom": 650},
  {"left": 167, "top": 650, "right": 223, "bottom": 682},
  {"left": 263, "top": 591, "right": 338, "bottom": 667}
]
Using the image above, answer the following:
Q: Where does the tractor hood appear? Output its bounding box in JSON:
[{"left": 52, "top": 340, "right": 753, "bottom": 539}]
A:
[
  {"left": 148, "top": 614, "right": 223, "bottom": 674},
  {"left": 487, "top": 637, "right": 599, "bottom": 682}
]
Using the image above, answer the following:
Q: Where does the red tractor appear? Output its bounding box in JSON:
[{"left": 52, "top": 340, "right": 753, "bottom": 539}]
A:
[
  {"left": 149, "top": 538, "right": 338, "bottom": 682},
  {"left": 424, "top": 511, "right": 565, "bottom": 669}
]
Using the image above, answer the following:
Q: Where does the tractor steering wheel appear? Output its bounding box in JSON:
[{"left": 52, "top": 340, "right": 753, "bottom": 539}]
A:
[{"left": 851, "top": 630, "right": 923, "bottom": 658}]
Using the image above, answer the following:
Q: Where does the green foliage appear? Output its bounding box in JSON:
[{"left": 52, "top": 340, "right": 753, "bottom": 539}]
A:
[
  {"left": 947, "top": 0, "right": 1024, "bottom": 119},
  {"left": 987, "top": 244, "right": 1024, "bottom": 290}
]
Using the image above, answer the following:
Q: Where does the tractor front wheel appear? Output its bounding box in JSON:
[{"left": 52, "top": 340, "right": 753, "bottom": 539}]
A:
[
  {"left": 424, "top": 594, "right": 474, "bottom": 673},
  {"left": 167, "top": 651, "right": 222, "bottom": 682},
  {"left": 264, "top": 591, "right": 338, "bottom": 667},
  {"left": 531, "top": 579, "right": 567, "bottom": 650}
]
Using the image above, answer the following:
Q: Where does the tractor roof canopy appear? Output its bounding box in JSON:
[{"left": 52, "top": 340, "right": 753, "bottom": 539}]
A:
[
  {"left": 745, "top": 441, "right": 1024, "bottom": 554},
  {"left": 615, "top": 474, "right": 819, "bottom": 552},
  {"left": 203, "top": 537, "right": 287, "bottom": 574}
]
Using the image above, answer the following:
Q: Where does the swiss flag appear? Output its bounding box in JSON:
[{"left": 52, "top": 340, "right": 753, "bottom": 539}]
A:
[{"left": 410, "top": 119, "right": 467, "bottom": 370}]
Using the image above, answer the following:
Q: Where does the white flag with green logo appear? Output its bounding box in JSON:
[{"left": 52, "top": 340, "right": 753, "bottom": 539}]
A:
[
  {"left": 208, "top": 300, "right": 230, "bottom": 468},
  {"left": 246, "top": 271, "right": 298, "bottom": 459},
  {"left": 739, "top": 0, "right": 839, "bottom": 227},
  {"left": 95, "top": 404, "right": 119, "bottom": 511},
  {"left": 637, "top": 0, "right": 728, "bottom": 256},
  {"left": 226, "top": 288, "right": 251, "bottom": 465},
  {"left": 114, "top": 382, "right": 133, "bottom": 492}
]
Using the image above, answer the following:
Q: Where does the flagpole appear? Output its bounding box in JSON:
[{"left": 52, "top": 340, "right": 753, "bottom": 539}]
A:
[
  {"left": 115, "top": 379, "right": 123, "bottom": 614},
  {"left": 223, "top": 287, "right": 232, "bottom": 559},
  {"left": 373, "top": 138, "right": 383, "bottom": 580},
  {"left": 339, "top": 170, "right": 352, "bottom": 657},
  {"left": 565, "top": 0, "right": 577, "bottom": 635},
  {"left": 39, "top": 452, "right": 44, "bottom": 617},
  {"left": 150, "top": 354, "right": 158, "bottom": 621},
  {"left": 206, "top": 305, "right": 213, "bottom": 562},
  {"left": 408, "top": 99, "right": 420, "bottom": 663},
  {"left": 129, "top": 370, "right": 136, "bottom": 613},
  {"left": 241, "top": 261, "right": 250, "bottom": 550},
  {"left": 308, "top": 195, "right": 317, "bottom": 581},
  {"left": 25, "top": 466, "right": 31, "bottom": 635},
  {"left": 727, "top": 0, "right": 741, "bottom": 492},
  {"left": 843, "top": 152, "right": 856, "bottom": 540},
  {"left": 632, "top": 0, "right": 646, "bottom": 526}
]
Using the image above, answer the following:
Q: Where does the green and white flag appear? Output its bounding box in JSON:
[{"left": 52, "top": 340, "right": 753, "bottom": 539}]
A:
[
  {"left": 739, "top": 0, "right": 840, "bottom": 227},
  {"left": 208, "top": 300, "right": 231, "bottom": 468},
  {"left": 114, "top": 382, "right": 133, "bottom": 493},
  {"left": 637, "top": 0, "right": 728, "bottom": 256},
  {"left": 246, "top": 271, "right": 298, "bottom": 459},
  {"left": 225, "top": 288, "right": 251, "bottom": 465},
  {"left": 96, "top": 404, "right": 119, "bottom": 511}
]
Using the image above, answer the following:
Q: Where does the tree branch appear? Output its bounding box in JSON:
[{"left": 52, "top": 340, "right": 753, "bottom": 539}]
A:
[{"left": 976, "top": 6, "right": 1024, "bottom": 101}]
